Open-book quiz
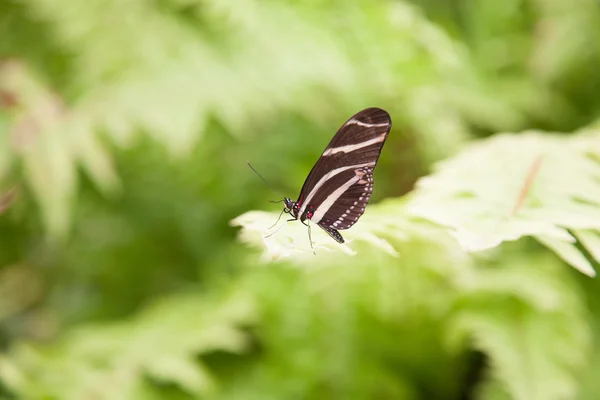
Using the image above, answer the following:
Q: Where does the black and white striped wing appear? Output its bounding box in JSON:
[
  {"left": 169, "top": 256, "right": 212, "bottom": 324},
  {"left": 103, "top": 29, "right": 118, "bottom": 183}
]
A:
[{"left": 295, "top": 108, "right": 391, "bottom": 243}]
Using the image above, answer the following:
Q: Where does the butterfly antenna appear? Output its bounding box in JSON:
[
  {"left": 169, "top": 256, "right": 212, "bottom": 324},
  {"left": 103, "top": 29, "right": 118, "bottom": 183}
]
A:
[
  {"left": 264, "top": 222, "right": 287, "bottom": 238},
  {"left": 247, "top": 161, "right": 286, "bottom": 198},
  {"left": 268, "top": 208, "right": 286, "bottom": 230}
]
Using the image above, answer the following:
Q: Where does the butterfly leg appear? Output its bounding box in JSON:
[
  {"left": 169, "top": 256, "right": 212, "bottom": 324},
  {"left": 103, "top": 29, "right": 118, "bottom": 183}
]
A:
[
  {"left": 299, "top": 219, "right": 315, "bottom": 254},
  {"left": 307, "top": 220, "right": 315, "bottom": 255}
]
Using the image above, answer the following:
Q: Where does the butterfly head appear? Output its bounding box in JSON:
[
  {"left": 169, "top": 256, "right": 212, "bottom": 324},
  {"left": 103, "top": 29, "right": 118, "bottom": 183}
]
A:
[{"left": 283, "top": 197, "right": 299, "bottom": 219}]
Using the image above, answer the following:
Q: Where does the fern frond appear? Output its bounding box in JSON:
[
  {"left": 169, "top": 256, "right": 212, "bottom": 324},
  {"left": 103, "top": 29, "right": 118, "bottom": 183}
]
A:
[
  {"left": 231, "top": 206, "right": 404, "bottom": 262},
  {"left": 447, "top": 255, "right": 591, "bottom": 400},
  {"left": 0, "top": 291, "right": 255, "bottom": 399},
  {"left": 408, "top": 129, "right": 600, "bottom": 276},
  {"left": 0, "top": 62, "right": 120, "bottom": 237}
]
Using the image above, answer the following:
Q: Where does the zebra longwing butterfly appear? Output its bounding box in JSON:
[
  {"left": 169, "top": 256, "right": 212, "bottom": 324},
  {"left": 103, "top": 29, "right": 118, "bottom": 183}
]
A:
[{"left": 282, "top": 107, "right": 392, "bottom": 243}]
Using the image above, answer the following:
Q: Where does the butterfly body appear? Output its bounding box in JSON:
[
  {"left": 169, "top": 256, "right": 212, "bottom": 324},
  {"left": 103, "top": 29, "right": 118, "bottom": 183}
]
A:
[{"left": 281, "top": 108, "right": 392, "bottom": 244}]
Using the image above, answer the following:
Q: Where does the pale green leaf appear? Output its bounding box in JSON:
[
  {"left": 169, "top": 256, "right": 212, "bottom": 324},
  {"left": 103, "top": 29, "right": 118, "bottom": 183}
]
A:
[
  {"left": 145, "top": 356, "right": 215, "bottom": 396},
  {"left": 573, "top": 229, "right": 600, "bottom": 265},
  {"left": 535, "top": 235, "right": 596, "bottom": 277},
  {"left": 408, "top": 130, "right": 600, "bottom": 275},
  {"left": 231, "top": 204, "right": 410, "bottom": 262}
]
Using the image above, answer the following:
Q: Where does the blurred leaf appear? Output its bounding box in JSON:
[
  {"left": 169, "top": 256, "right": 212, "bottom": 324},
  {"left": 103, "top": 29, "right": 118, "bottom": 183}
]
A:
[
  {"left": 536, "top": 235, "right": 595, "bottom": 277},
  {"left": 218, "top": 218, "right": 475, "bottom": 399},
  {"left": 0, "top": 265, "right": 43, "bottom": 322},
  {"left": 0, "top": 187, "right": 16, "bottom": 215},
  {"left": 448, "top": 255, "right": 591, "bottom": 400},
  {"left": 408, "top": 129, "right": 600, "bottom": 276},
  {"left": 574, "top": 230, "right": 600, "bottom": 265},
  {"left": 231, "top": 213, "right": 592, "bottom": 400},
  {"left": 531, "top": 0, "right": 600, "bottom": 123},
  {"left": 0, "top": 61, "right": 119, "bottom": 238},
  {"left": 0, "top": 291, "right": 255, "bottom": 399}
]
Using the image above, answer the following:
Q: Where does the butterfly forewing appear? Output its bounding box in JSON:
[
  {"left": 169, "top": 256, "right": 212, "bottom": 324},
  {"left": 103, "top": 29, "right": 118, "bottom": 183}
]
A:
[{"left": 295, "top": 108, "right": 391, "bottom": 243}]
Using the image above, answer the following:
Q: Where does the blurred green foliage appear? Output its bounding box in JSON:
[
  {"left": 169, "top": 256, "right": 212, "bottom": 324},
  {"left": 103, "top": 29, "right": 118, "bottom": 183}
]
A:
[{"left": 1, "top": 0, "right": 600, "bottom": 399}]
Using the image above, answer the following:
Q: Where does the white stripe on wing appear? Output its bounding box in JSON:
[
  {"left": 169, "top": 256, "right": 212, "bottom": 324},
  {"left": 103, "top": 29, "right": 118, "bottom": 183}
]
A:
[
  {"left": 311, "top": 173, "right": 361, "bottom": 223},
  {"left": 299, "top": 162, "right": 375, "bottom": 215},
  {"left": 346, "top": 118, "right": 390, "bottom": 128},
  {"left": 322, "top": 133, "right": 387, "bottom": 156}
]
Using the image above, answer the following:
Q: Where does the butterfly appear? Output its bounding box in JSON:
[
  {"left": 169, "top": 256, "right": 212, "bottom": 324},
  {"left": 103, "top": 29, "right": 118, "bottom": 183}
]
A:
[{"left": 281, "top": 107, "right": 392, "bottom": 244}]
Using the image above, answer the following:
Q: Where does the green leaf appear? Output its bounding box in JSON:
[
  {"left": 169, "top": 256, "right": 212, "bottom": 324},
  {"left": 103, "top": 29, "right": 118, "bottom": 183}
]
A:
[
  {"left": 231, "top": 202, "right": 411, "bottom": 262},
  {"left": 0, "top": 291, "right": 255, "bottom": 399},
  {"left": 408, "top": 129, "right": 600, "bottom": 276},
  {"left": 535, "top": 235, "right": 595, "bottom": 277},
  {"left": 573, "top": 229, "right": 600, "bottom": 265},
  {"left": 0, "top": 62, "right": 120, "bottom": 238},
  {"left": 447, "top": 255, "right": 591, "bottom": 400}
]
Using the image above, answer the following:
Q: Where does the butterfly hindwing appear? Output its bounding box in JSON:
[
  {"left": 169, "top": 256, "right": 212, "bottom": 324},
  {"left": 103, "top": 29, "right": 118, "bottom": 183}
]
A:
[{"left": 319, "top": 167, "right": 374, "bottom": 231}]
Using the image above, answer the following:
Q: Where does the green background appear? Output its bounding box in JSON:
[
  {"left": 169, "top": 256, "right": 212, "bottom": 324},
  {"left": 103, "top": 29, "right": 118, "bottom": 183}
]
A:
[{"left": 1, "top": 0, "right": 600, "bottom": 399}]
